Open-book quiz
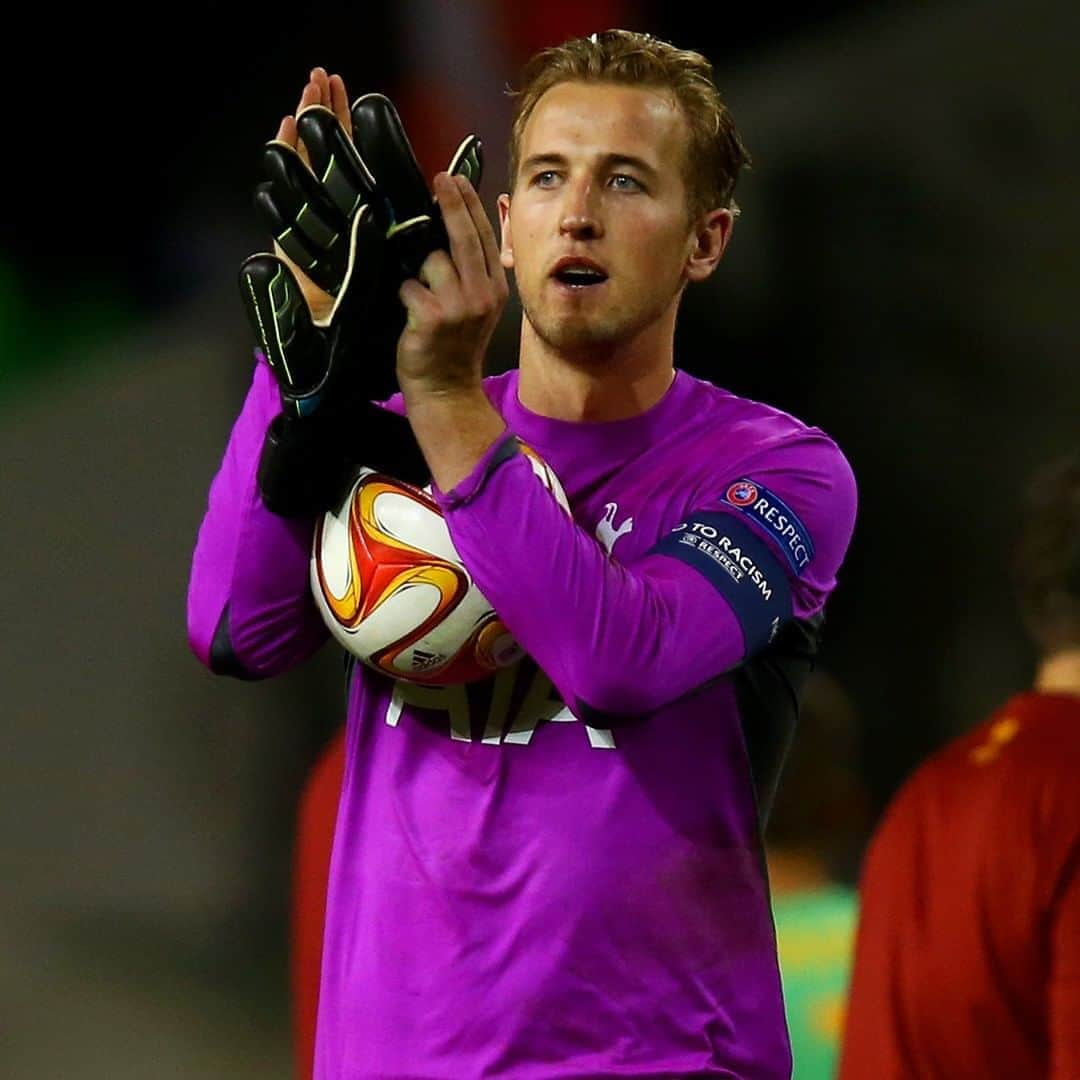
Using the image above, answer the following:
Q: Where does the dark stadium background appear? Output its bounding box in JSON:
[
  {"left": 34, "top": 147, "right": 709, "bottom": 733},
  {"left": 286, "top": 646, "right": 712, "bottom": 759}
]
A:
[{"left": 2, "top": 1, "right": 1076, "bottom": 1074}]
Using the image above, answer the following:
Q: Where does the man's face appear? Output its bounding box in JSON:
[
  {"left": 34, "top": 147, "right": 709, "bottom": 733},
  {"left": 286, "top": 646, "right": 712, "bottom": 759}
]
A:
[{"left": 498, "top": 81, "right": 720, "bottom": 354}]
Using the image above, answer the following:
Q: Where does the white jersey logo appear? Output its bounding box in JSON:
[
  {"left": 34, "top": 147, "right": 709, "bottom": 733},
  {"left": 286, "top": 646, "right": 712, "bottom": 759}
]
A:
[{"left": 596, "top": 502, "right": 634, "bottom": 555}]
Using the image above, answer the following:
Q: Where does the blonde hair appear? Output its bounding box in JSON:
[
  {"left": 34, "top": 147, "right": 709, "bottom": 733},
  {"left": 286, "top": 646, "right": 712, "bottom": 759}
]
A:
[{"left": 506, "top": 29, "right": 751, "bottom": 221}]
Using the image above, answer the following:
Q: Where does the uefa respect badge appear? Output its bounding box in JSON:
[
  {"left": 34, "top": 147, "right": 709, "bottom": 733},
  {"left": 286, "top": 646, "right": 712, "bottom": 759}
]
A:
[{"left": 722, "top": 479, "right": 815, "bottom": 575}]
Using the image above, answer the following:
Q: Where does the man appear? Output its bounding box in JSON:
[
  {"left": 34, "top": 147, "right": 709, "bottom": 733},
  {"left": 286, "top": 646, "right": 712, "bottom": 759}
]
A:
[
  {"left": 838, "top": 452, "right": 1080, "bottom": 1079},
  {"left": 189, "top": 31, "right": 857, "bottom": 1078}
]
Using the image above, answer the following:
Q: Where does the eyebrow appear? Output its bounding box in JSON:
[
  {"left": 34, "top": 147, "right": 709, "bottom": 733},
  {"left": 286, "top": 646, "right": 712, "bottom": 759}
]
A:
[{"left": 520, "top": 152, "right": 660, "bottom": 180}]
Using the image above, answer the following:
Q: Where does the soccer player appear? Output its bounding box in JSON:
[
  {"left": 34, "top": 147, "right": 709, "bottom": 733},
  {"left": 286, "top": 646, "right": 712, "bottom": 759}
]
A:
[
  {"left": 189, "top": 31, "right": 857, "bottom": 1079},
  {"left": 838, "top": 452, "right": 1080, "bottom": 1079}
]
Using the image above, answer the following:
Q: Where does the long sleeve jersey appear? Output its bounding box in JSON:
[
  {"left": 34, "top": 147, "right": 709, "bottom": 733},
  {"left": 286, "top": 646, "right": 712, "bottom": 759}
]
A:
[{"left": 188, "top": 357, "right": 857, "bottom": 1079}]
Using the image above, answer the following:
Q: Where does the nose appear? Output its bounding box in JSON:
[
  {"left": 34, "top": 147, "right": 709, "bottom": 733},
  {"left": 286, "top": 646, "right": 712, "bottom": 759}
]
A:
[{"left": 559, "top": 177, "right": 603, "bottom": 240}]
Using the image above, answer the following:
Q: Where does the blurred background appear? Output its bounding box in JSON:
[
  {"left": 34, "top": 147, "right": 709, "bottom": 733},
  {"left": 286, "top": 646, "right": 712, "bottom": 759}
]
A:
[{"left": 2, "top": 0, "right": 1076, "bottom": 1075}]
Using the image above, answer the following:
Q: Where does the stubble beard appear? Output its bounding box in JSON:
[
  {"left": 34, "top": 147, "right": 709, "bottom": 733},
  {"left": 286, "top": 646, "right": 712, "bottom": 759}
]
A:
[
  {"left": 520, "top": 287, "right": 665, "bottom": 358},
  {"left": 523, "top": 303, "right": 619, "bottom": 353}
]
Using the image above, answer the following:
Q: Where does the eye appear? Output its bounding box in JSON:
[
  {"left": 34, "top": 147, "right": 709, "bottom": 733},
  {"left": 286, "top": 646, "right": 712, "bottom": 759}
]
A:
[
  {"left": 609, "top": 174, "right": 643, "bottom": 192},
  {"left": 532, "top": 170, "right": 560, "bottom": 188}
]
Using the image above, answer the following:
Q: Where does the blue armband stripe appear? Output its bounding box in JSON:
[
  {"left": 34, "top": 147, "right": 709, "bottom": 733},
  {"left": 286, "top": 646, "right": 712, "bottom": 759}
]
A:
[{"left": 650, "top": 511, "right": 793, "bottom": 656}]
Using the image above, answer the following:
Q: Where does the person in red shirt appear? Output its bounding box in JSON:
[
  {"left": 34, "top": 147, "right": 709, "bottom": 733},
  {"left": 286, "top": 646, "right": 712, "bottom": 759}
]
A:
[
  {"left": 291, "top": 726, "right": 344, "bottom": 1080},
  {"left": 839, "top": 451, "right": 1080, "bottom": 1079}
]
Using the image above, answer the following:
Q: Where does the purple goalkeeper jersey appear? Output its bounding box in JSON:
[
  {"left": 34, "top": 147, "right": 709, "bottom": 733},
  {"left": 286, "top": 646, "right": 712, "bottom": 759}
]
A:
[{"left": 188, "top": 358, "right": 857, "bottom": 1079}]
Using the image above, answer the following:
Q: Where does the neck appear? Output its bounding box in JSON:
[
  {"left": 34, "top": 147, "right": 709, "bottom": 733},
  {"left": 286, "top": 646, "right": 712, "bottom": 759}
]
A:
[
  {"left": 1034, "top": 648, "right": 1080, "bottom": 697},
  {"left": 766, "top": 850, "right": 833, "bottom": 898},
  {"left": 516, "top": 310, "right": 677, "bottom": 423}
]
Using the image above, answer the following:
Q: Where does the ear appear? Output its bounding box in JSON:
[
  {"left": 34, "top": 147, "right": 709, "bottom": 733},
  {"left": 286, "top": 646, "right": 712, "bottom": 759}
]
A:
[
  {"left": 684, "top": 208, "right": 734, "bottom": 284},
  {"left": 497, "top": 193, "right": 514, "bottom": 270}
]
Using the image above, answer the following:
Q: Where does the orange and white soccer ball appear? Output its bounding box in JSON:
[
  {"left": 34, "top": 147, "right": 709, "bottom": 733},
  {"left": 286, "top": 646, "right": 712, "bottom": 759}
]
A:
[{"left": 310, "top": 448, "right": 569, "bottom": 685}]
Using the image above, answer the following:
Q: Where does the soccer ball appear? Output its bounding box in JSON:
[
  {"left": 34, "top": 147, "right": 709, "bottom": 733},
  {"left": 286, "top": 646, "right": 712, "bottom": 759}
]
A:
[{"left": 310, "top": 446, "right": 569, "bottom": 685}]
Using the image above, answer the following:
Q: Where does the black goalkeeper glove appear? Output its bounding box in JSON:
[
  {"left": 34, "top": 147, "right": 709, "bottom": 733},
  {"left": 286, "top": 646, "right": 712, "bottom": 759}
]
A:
[
  {"left": 241, "top": 97, "right": 482, "bottom": 516},
  {"left": 253, "top": 97, "right": 482, "bottom": 402},
  {"left": 240, "top": 204, "right": 405, "bottom": 515},
  {"left": 347, "top": 92, "right": 483, "bottom": 285}
]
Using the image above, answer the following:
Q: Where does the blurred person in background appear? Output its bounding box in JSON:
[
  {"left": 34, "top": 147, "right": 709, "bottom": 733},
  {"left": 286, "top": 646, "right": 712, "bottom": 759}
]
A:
[
  {"left": 838, "top": 451, "right": 1080, "bottom": 1079},
  {"left": 766, "top": 670, "right": 868, "bottom": 1079},
  {"left": 291, "top": 725, "right": 345, "bottom": 1080},
  {"left": 189, "top": 31, "right": 857, "bottom": 1078}
]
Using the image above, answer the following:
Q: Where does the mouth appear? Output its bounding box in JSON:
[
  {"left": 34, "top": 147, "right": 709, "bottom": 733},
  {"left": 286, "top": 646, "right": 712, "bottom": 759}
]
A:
[
  {"left": 550, "top": 258, "right": 609, "bottom": 292},
  {"left": 551, "top": 275, "right": 609, "bottom": 298}
]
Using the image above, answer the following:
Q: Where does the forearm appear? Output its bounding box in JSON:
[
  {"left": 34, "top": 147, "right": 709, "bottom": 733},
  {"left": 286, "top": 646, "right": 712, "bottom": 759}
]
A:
[
  {"left": 187, "top": 358, "right": 328, "bottom": 677},
  {"left": 401, "top": 385, "right": 507, "bottom": 493},
  {"left": 434, "top": 442, "right": 746, "bottom": 718}
]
